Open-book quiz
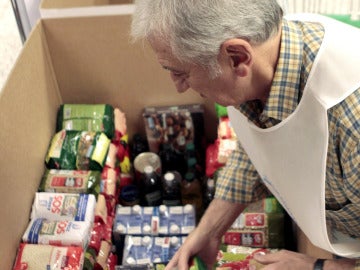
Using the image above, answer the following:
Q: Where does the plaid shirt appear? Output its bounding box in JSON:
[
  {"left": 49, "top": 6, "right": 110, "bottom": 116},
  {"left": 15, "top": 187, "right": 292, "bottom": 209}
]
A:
[{"left": 215, "top": 18, "right": 360, "bottom": 241}]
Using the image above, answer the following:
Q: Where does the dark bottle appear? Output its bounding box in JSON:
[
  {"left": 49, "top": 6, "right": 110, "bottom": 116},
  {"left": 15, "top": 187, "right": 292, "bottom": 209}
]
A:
[
  {"left": 181, "top": 171, "right": 203, "bottom": 222},
  {"left": 140, "top": 165, "right": 163, "bottom": 206},
  {"left": 158, "top": 143, "right": 187, "bottom": 176},
  {"left": 131, "top": 133, "right": 149, "bottom": 161},
  {"left": 203, "top": 178, "right": 215, "bottom": 210},
  {"left": 161, "top": 171, "right": 182, "bottom": 206}
]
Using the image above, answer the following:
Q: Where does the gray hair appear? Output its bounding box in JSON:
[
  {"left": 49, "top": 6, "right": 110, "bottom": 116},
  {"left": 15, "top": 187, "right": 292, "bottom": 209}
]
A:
[{"left": 131, "top": 0, "right": 283, "bottom": 77}]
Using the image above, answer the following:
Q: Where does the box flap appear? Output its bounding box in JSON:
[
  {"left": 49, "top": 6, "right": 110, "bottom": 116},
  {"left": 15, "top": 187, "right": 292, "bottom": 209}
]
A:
[{"left": 40, "top": 0, "right": 134, "bottom": 18}]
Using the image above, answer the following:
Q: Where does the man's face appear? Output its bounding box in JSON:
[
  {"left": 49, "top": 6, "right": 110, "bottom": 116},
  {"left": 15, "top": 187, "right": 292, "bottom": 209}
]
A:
[{"left": 149, "top": 37, "right": 255, "bottom": 107}]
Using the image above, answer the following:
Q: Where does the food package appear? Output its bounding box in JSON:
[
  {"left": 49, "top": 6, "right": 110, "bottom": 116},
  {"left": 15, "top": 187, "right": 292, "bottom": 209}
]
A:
[
  {"left": 45, "top": 130, "right": 111, "bottom": 171},
  {"left": 30, "top": 192, "right": 96, "bottom": 223},
  {"left": 222, "top": 197, "right": 285, "bottom": 248},
  {"left": 12, "top": 243, "right": 84, "bottom": 270},
  {"left": 143, "top": 104, "right": 205, "bottom": 176},
  {"left": 22, "top": 218, "right": 91, "bottom": 248},
  {"left": 56, "top": 104, "right": 115, "bottom": 139},
  {"left": 38, "top": 169, "right": 101, "bottom": 196},
  {"left": 215, "top": 247, "right": 274, "bottom": 270}
]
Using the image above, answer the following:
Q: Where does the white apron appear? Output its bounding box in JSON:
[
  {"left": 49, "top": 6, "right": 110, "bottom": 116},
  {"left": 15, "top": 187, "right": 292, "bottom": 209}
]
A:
[{"left": 228, "top": 14, "right": 360, "bottom": 257}]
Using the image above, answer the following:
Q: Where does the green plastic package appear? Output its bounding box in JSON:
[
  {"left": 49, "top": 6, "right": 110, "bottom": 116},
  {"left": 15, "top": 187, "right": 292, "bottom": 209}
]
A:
[
  {"left": 45, "top": 130, "right": 110, "bottom": 171},
  {"left": 56, "top": 104, "right": 115, "bottom": 139},
  {"left": 39, "top": 169, "right": 101, "bottom": 197}
]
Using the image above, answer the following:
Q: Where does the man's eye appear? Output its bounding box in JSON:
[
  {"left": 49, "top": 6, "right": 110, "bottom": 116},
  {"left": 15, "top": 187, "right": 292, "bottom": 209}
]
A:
[{"left": 171, "top": 71, "right": 185, "bottom": 77}]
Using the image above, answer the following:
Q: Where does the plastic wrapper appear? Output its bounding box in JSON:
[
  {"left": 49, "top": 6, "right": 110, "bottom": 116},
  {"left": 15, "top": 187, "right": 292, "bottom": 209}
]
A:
[
  {"left": 94, "top": 240, "right": 112, "bottom": 270},
  {"left": 222, "top": 197, "right": 285, "bottom": 248},
  {"left": 56, "top": 104, "right": 115, "bottom": 139},
  {"left": 22, "top": 218, "right": 91, "bottom": 248},
  {"left": 113, "top": 107, "right": 128, "bottom": 143},
  {"left": 215, "top": 247, "right": 273, "bottom": 270},
  {"left": 95, "top": 194, "right": 108, "bottom": 224},
  {"left": 30, "top": 192, "right": 96, "bottom": 223},
  {"left": 101, "top": 167, "right": 118, "bottom": 197},
  {"left": 106, "top": 142, "right": 120, "bottom": 169},
  {"left": 12, "top": 243, "right": 84, "bottom": 270},
  {"left": 39, "top": 169, "right": 101, "bottom": 196},
  {"left": 45, "top": 130, "right": 110, "bottom": 171}
]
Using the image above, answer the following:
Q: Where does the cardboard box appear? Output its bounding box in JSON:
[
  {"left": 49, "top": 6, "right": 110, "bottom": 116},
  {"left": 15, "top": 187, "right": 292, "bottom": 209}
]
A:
[
  {"left": 0, "top": 7, "right": 217, "bottom": 269},
  {"left": 0, "top": 4, "right": 332, "bottom": 269}
]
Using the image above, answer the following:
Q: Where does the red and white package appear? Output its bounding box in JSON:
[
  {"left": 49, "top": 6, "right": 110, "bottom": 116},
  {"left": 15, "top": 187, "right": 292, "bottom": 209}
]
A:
[{"left": 13, "top": 243, "right": 84, "bottom": 270}]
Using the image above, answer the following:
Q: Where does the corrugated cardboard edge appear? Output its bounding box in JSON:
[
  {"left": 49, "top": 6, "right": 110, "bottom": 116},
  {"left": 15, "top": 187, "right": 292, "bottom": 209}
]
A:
[{"left": 40, "top": 4, "right": 135, "bottom": 19}]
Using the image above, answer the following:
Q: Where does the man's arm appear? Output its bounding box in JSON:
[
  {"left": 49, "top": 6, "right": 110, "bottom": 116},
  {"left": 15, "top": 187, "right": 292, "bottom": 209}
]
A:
[{"left": 165, "top": 198, "right": 247, "bottom": 270}]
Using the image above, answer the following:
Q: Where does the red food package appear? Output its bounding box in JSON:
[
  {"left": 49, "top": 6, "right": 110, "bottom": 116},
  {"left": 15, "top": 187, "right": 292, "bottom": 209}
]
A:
[
  {"left": 206, "top": 141, "right": 224, "bottom": 177},
  {"left": 13, "top": 243, "right": 84, "bottom": 270},
  {"left": 89, "top": 222, "right": 105, "bottom": 253}
]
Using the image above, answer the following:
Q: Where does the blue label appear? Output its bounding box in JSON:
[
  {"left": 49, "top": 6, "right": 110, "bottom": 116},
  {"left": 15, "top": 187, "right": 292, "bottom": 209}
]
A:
[
  {"left": 27, "top": 218, "right": 44, "bottom": 243},
  {"left": 75, "top": 194, "right": 89, "bottom": 221}
]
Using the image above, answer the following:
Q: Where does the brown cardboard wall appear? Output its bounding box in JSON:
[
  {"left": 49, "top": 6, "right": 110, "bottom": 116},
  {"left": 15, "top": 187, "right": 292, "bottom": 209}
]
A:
[
  {"left": 0, "top": 21, "right": 62, "bottom": 269},
  {"left": 0, "top": 13, "right": 217, "bottom": 269},
  {"left": 42, "top": 15, "right": 217, "bottom": 137}
]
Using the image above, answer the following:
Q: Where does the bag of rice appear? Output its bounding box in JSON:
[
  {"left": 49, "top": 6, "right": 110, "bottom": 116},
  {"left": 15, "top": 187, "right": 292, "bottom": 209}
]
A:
[
  {"left": 13, "top": 243, "right": 84, "bottom": 270},
  {"left": 30, "top": 192, "right": 96, "bottom": 223},
  {"left": 22, "top": 218, "right": 92, "bottom": 249}
]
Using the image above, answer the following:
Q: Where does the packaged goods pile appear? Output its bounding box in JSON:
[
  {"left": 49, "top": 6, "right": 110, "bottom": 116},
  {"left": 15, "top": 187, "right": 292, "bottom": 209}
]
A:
[
  {"left": 11, "top": 103, "right": 206, "bottom": 270},
  {"left": 12, "top": 103, "right": 286, "bottom": 270},
  {"left": 13, "top": 104, "right": 127, "bottom": 270}
]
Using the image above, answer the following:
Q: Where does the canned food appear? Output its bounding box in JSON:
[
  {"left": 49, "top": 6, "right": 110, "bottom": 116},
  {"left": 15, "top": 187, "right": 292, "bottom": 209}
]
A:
[{"left": 133, "top": 152, "right": 162, "bottom": 184}]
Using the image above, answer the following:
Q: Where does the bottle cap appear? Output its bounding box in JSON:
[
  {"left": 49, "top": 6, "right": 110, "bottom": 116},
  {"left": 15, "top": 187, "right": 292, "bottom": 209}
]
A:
[
  {"left": 132, "top": 205, "right": 142, "bottom": 215},
  {"left": 153, "top": 257, "right": 162, "bottom": 263},
  {"left": 187, "top": 157, "right": 197, "bottom": 167},
  {"left": 186, "top": 143, "right": 195, "bottom": 151},
  {"left": 126, "top": 257, "right": 136, "bottom": 265},
  {"left": 144, "top": 165, "right": 154, "bottom": 174},
  {"left": 170, "top": 236, "right": 179, "bottom": 246},
  {"left": 143, "top": 224, "right": 151, "bottom": 234},
  {"left": 207, "top": 179, "right": 215, "bottom": 188},
  {"left": 170, "top": 224, "right": 180, "bottom": 234},
  {"left": 164, "top": 172, "right": 175, "bottom": 182},
  {"left": 116, "top": 224, "right": 126, "bottom": 234},
  {"left": 159, "top": 205, "right": 167, "bottom": 214},
  {"left": 184, "top": 204, "right": 194, "bottom": 214},
  {"left": 185, "top": 172, "right": 195, "bottom": 181},
  {"left": 142, "top": 236, "right": 152, "bottom": 246}
]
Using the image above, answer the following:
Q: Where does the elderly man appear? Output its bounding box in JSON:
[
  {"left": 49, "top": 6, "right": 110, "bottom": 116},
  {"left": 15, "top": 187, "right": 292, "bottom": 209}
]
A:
[{"left": 131, "top": 1, "right": 360, "bottom": 269}]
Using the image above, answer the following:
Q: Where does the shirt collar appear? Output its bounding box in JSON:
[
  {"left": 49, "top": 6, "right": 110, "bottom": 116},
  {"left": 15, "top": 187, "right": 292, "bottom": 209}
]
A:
[
  {"left": 262, "top": 19, "right": 304, "bottom": 121},
  {"left": 237, "top": 19, "right": 304, "bottom": 124}
]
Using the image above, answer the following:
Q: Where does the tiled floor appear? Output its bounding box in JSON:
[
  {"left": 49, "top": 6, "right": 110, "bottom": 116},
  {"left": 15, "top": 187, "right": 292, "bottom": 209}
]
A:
[{"left": 0, "top": 1, "right": 22, "bottom": 91}]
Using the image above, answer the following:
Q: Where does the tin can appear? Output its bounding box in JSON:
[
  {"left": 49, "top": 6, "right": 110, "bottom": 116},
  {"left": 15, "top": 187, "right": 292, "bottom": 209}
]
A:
[{"left": 133, "top": 152, "right": 162, "bottom": 184}]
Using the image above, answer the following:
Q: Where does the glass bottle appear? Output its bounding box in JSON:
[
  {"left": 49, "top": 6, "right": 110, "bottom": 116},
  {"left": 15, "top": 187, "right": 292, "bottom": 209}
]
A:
[
  {"left": 181, "top": 171, "right": 203, "bottom": 222},
  {"left": 161, "top": 171, "right": 182, "bottom": 206},
  {"left": 140, "top": 165, "right": 162, "bottom": 206}
]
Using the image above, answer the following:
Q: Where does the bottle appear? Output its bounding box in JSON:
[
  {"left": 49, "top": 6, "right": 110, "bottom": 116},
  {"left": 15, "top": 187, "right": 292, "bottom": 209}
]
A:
[
  {"left": 161, "top": 171, "right": 182, "bottom": 206},
  {"left": 181, "top": 171, "right": 203, "bottom": 222},
  {"left": 203, "top": 178, "right": 215, "bottom": 210},
  {"left": 140, "top": 165, "right": 162, "bottom": 206}
]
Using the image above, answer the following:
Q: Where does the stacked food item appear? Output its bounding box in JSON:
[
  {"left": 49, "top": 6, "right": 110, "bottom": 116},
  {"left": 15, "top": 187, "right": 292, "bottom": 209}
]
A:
[
  {"left": 13, "top": 104, "right": 129, "bottom": 270},
  {"left": 12, "top": 103, "right": 286, "bottom": 270}
]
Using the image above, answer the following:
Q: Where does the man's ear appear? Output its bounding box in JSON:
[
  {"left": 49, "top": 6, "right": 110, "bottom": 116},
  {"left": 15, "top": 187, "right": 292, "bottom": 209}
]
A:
[{"left": 221, "top": 39, "right": 252, "bottom": 76}]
